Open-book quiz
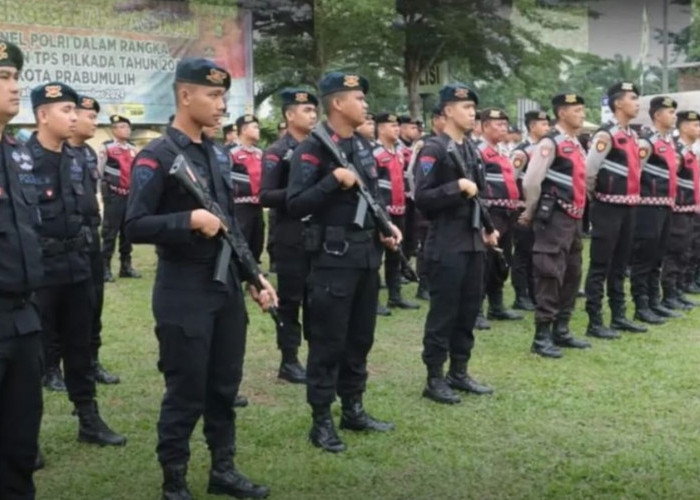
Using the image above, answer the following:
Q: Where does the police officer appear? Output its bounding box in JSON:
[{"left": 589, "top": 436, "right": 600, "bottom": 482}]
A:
[
  {"left": 260, "top": 88, "right": 318, "bottom": 384},
  {"left": 630, "top": 97, "right": 679, "bottom": 323},
  {"left": 29, "top": 82, "right": 126, "bottom": 446},
  {"left": 231, "top": 114, "right": 265, "bottom": 264},
  {"left": 374, "top": 113, "right": 419, "bottom": 310},
  {"left": 477, "top": 108, "right": 523, "bottom": 322},
  {"left": 66, "top": 95, "right": 120, "bottom": 384},
  {"left": 0, "top": 40, "right": 45, "bottom": 500},
  {"left": 661, "top": 111, "right": 700, "bottom": 311},
  {"left": 287, "top": 71, "right": 399, "bottom": 452},
  {"left": 415, "top": 83, "right": 497, "bottom": 404},
  {"left": 125, "top": 58, "right": 275, "bottom": 499},
  {"left": 222, "top": 123, "right": 238, "bottom": 151},
  {"left": 398, "top": 115, "right": 421, "bottom": 282},
  {"left": 99, "top": 114, "right": 141, "bottom": 281},
  {"left": 520, "top": 93, "right": 591, "bottom": 358},
  {"left": 510, "top": 110, "right": 550, "bottom": 311},
  {"left": 584, "top": 82, "right": 646, "bottom": 338}
]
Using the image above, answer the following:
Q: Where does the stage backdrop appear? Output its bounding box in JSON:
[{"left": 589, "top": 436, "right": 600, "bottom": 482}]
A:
[{"left": 0, "top": 0, "right": 253, "bottom": 124}]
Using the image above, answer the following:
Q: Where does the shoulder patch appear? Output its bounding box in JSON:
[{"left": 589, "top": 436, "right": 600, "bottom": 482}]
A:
[
  {"left": 301, "top": 153, "right": 320, "bottom": 166},
  {"left": 135, "top": 157, "right": 159, "bottom": 170},
  {"left": 419, "top": 155, "right": 436, "bottom": 175}
]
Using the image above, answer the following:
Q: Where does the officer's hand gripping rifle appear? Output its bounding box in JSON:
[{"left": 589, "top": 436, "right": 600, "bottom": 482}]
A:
[
  {"left": 169, "top": 155, "right": 282, "bottom": 328},
  {"left": 311, "top": 125, "right": 419, "bottom": 282},
  {"left": 446, "top": 141, "right": 509, "bottom": 281}
]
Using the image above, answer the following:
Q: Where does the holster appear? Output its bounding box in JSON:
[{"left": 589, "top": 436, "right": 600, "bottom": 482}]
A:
[{"left": 535, "top": 194, "right": 557, "bottom": 223}]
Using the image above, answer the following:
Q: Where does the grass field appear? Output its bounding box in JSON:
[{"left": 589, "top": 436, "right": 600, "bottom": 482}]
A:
[{"left": 35, "top": 242, "right": 700, "bottom": 500}]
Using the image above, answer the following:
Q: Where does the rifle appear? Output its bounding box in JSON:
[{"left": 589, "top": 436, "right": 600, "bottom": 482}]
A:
[
  {"left": 446, "top": 141, "right": 509, "bottom": 281},
  {"left": 311, "top": 124, "right": 419, "bottom": 282},
  {"left": 169, "top": 155, "right": 282, "bottom": 328}
]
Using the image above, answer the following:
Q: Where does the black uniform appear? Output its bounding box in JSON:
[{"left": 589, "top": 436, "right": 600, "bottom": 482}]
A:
[
  {"left": 287, "top": 123, "right": 382, "bottom": 409},
  {"left": 125, "top": 126, "right": 254, "bottom": 467},
  {"left": 28, "top": 134, "right": 97, "bottom": 408},
  {"left": 415, "top": 134, "right": 485, "bottom": 377},
  {"left": 259, "top": 133, "right": 308, "bottom": 362},
  {"left": 511, "top": 139, "right": 536, "bottom": 307},
  {"left": 0, "top": 132, "right": 44, "bottom": 500}
]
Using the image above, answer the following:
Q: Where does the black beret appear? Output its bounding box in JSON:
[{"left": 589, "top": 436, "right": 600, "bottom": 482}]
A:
[
  {"left": 278, "top": 121, "right": 287, "bottom": 130},
  {"left": 524, "top": 110, "right": 550, "bottom": 123},
  {"left": 76, "top": 95, "right": 100, "bottom": 114},
  {"left": 508, "top": 125, "right": 520, "bottom": 134},
  {"left": 416, "top": 120, "right": 424, "bottom": 128},
  {"left": 175, "top": 57, "right": 231, "bottom": 91},
  {"left": 279, "top": 87, "right": 318, "bottom": 107},
  {"left": 318, "top": 71, "right": 369, "bottom": 97},
  {"left": 677, "top": 110, "right": 700, "bottom": 125},
  {"left": 0, "top": 40, "right": 23, "bottom": 71},
  {"left": 222, "top": 123, "right": 235, "bottom": 135},
  {"left": 480, "top": 108, "right": 509, "bottom": 122},
  {"left": 607, "top": 81, "right": 640, "bottom": 98},
  {"left": 235, "top": 114, "right": 258, "bottom": 129},
  {"left": 110, "top": 114, "right": 131, "bottom": 126},
  {"left": 397, "top": 115, "right": 418, "bottom": 125},
  {"left": 376, "top": 113, "right": 399, "bottom": 124},
  {"left": 649, "top": 96, "right": 677, "bottom": 116},
  {"left": 551, "top": 93, "right": 585, "bottom": 108},
  {"left": 365, "top": 112, "right": 376, "bottom": 122},
  {"left": 30, "top": 82, "right": 78, "bottom": 110},
  {"left": 431, "top": 105, "right": 444, "bottom": 117},
  {"left": 439, "top": 83, "right": 479, "bottom": 106}
]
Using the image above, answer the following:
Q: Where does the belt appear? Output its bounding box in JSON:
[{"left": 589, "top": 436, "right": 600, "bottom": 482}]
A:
[
  {"left": 324, "top": 227, "right": 374, "bottom": 242},
  {"left": 41, "top": 228, "right": 91, "bottom": 257},
  {"left": 0, "top": 292, "right": 32, "bottom": 311}
]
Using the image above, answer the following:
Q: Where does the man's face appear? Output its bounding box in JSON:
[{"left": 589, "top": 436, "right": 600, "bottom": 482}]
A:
[
  {"left": 356, "top": 117, "right": 376, "bottom": 140},
  {"left": 225, "top": 129, "right": 238, "bottom": 144},
  {"left": 432, "top": 115, "right": 446, "bottom": 135},
  {"left": 334, "top": 90, "right": 368, "bottom": 128},
  {"left": 38, "top": 101, "right": 77, "bottom": 140},
  {"left": 561, "top": 104, "right": 586, "bottom": 130},
  {"left": 400, "top": 122, "right": 419, "bottom": 141},
  {"left": 681, "top": 120, "right": 700, "bottom": 142},
  {"left": 378, "top": 121, "right": 400, "bottom": 143},
  {"left": 482, "top": 118, "right": 509, "bottom": 144},
  {"left": 0, "top": 66, "right": 20, "bottom": 122},
  {"left": 529, "top": 119, "right": 550, "bottom": 140},
  {"left": 74, "top": 109, "right": 98, "bottom": 140},
  {"left": 655, "top": 107, "right": 677, "bottom": 131},
  {"left": 617, "top": 91, "right": 640, "bottom": 119},
  {"left": 182, "top": 84, "right": 226, "bottom": 128},
  {"left": 445, "top": 101, "right": 477, "bottom": 133},
  {"left": 287, "top": 103, "right": 318, "bottom": 134},
  {"left": 112, "top": 122, "right": 132, "bottom": 141},
  {"left": 241, "top": 121, "right": 260, "bottom": 143}
]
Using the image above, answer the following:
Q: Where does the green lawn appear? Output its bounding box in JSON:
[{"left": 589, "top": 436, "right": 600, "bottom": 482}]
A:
[{"left": 36, "top": 242, "right": 700, "bottom": 500}]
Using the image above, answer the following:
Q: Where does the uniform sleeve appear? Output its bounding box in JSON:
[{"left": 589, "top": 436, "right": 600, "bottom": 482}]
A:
[
  {"left": 638, "top": 137, "right": 652, "bottom": 170},
  {"left": 586, "top": 131, "right": 612, "bottom": 196},
  {"left": 414, "top": 142, "right": 463, "bottom": 213},
  {"left": 522, "top": 138, "right": 556, "bottom": 219},
  {"left": 286, "top": 141, "right": 341, "bottom": 218},
  {"left": 259, "top": 147, "right": 288, "bottom": 209},
  {"left": 511, "top": 149, "right": 529, "bottom": 177},
  {"left": 97, "top": 143, "right": 108, "bottom": 177},
  {"left": 124, "top": 150, "right": 194, "bottom": 245}
]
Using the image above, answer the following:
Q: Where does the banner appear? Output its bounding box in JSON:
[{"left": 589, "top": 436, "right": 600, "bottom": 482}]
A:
[{"left": 0, "top": 0, "right": 253, "bottom": 124}]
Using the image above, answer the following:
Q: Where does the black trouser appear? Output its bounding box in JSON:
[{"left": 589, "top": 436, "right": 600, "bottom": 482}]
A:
[
  {"left": 511, "top": 209, "right": 535, "bottom": 301},
  {"left": 683, "top": 214, "right": 700, "bottom": 288},
  {"left": 37, "top": 280, "right": 95, "bottom": 405},
  {"left": 415, "top": 210, "right": 429, "bottom": 286},
  {"left": 101, "top": 190, "right": 131, "bottom": 267},
  {"left": 235, "top": 204, "right": 265, "bottom": 264},
  {"left": 267, "top": 209, "right": 277, "bottom": 267},
  {"left": 484, "top": 208, "right": 516, "bottom": 306},
  {"left": 422, "top": 250, "right": 484, "bottom": 371},
  {"left": 532, "top": 209, "right": 582, "bottom": 324},
  {"left": 662, "top": 212, "right": 694, "bottom": 299},
  {"left": 305, "top": 267, "right": 378, "bottom": 407},
  {"left": 0, "top": 332, "right": 43, "bottom": 500},
  {"left": 384, "top": 214, "right": 406, "bottom": 301},
  {"left": 630, "top": 205, "right": 671, "bottom": 306},
  {"left": 403, "top": 198, "right": 417, "bottom": 260},
  {"left": 275, "top": 244, "right": 309, "bottom": 354},
  {"left": 153, "top": 278, "right": 247, "bottom": 466},
  {"left": 584, "top": 202, "right": 636, "bottom": 315}
]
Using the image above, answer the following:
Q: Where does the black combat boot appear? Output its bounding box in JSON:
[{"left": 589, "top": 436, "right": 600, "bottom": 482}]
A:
[
  {"left": 474, "top": 309, "right": 491, "bottom": 330},
  {"left": 422, "top": 366, "right": 461, "bottom": 404},
  {"left": 553, "top": 317, "right": 591, "bottom": 349},
  {"left": 651, "top": 295, "right": 683, "bottom": 318},
  {"left": 512, "top": 294, "right": 536, "bottom": 311},
  {"left": 531, "top": 321, "right": 563, "bottom": 358},
  {"left": 234, "top": 395, "right": 249, "bottom": 408},
  {"left": 94, "top": 360, "right": 120, "bottom": 385},
  {"left": 387, "top": 288, "right": 420, "bottom": 310},
  {"left": 376, "top": 303, "right": 392, "bottom": 317},
  {"left": 43, "top": 366, "right": 67, "bottom": 392},
  {"left": 415, "top": 280, "right": 430, "bottom": 301},
  {"left": 103, "top": 260, "right": 115, "bottom": 283},
  {"left": 77, "top": 401, "right": 127, "bottom": 446},
  {"left": 634, "top": 296, "right": 666, "bottom": 325},
  {"left": 677, "top": 292, "right": 698, "bottom": 308},
  {"left": 119, "top": 257, "right": 142, "bottom": 278},
  {"left": 610, "top": 304, "right": 648, "bottom": 333},
  {"left": 278, "top": 349, "right": 306, "bottom": 384},
  {"left": 207, "top": 448, "right": 270, "bottom": 498},
  {"left": 162, "top": 464, "right": 193, "bottom": 500},
  {"left": 339, "top": 394, "right": 395, "bottom": 432},
  {"left": 487, "top": 291, "right": 524, "bottom": 320},
  {"left": 663, "top": 288, "right": 692, "bottom": 311},
  {"left": 445, "top": 362, "right": 493, "bottom": 395},
  {"left": 586, "top": 311, "right": 620, "bottom": 339},
  {"left": 309, "top": 406, "right": 346, "bottom": 453}
]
